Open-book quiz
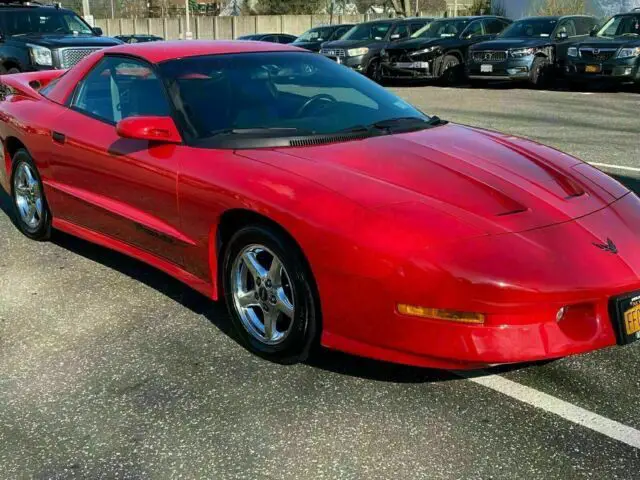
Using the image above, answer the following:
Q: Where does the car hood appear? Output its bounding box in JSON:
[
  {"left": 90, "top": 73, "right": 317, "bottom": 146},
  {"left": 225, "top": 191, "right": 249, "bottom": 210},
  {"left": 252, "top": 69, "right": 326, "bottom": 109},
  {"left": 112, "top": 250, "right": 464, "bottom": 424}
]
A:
[
  {"left": 386, "top": 37, "right": 451, "bottom": 50},
  {"left": 574, "top": 36, "right": 640, "bottom": 49},
  {"left": 241, "top": 124, "right": 628, "bottom": 237},
  {"left": 471, "top": 37, "right": 553, "bottom": 50},
  {"left": 322, "top": 39, "right": 381, "bottom": 49},
  {"left": 7, "top": 34, "right": 122, "bottom": 48}
]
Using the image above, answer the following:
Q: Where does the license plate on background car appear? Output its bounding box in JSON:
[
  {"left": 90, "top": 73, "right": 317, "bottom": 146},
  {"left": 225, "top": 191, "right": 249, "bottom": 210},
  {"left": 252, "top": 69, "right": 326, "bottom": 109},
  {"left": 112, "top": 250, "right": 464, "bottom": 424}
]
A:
[
  {"left": 611, "top": 292, "right": 640, "bottom": 345},
  {"left": 585, "top": 65, "right": 601, "bottom": 73},
  {"left": 481, "top": 64, "right": 493, "bottom": 73}
]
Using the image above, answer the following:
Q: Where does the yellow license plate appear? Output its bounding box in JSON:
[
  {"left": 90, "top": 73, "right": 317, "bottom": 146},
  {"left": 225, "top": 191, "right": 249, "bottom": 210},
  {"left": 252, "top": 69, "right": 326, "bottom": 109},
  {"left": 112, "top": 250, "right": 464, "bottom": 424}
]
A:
[
  {"left": 624, "top": 304, "right": 640, "bottom": 336},
  {"left": 585, "top": 65, "right": 601, "bottom": 73}
]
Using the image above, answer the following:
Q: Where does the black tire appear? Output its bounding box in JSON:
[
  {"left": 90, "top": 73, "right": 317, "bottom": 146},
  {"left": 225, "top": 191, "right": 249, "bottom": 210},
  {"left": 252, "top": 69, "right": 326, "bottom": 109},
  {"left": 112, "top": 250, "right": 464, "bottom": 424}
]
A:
[
  {"left": 10, "top": 149, "right": 52, "bottom": 240},
  {"left": 529, "top": 56, "right": 551, "bottom": 89},
  {"left": 222, "top": 224, "right": 320, "bottom": 364},
  {"left": 439, "top": 54, "right": 462, "bottom": 85},
  {"left": 367, "top": 58, "right": 383, "bottom": 84}
]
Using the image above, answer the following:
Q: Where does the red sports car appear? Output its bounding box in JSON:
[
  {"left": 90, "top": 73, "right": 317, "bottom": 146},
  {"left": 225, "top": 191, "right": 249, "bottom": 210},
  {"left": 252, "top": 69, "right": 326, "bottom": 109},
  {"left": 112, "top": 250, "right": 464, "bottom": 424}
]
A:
[{"left": 1, "top": 41, "right": 639, "bottom": 369}]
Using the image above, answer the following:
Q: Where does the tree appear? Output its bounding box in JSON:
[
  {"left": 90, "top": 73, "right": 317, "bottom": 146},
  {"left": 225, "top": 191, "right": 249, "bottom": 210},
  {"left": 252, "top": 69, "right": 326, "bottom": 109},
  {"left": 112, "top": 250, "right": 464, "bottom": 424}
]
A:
[
  {"left": 535, "top": 0, "right": 586, "bottom": 15},
  {"left": 388, "top": 0, "right": 446, "bottom": 16},
  {"left": 252, "top": 0, "right": 325, "bottom": 14}
]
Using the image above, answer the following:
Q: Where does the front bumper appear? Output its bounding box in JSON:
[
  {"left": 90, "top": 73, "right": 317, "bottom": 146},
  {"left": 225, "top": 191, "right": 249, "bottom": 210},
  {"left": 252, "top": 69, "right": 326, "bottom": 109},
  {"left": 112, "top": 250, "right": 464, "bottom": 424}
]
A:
[
  {"left": 467, "top": 57, "right": 533, "bottom": 81},
  {"left": 321, "top": 193, "right": 640, "bottom": 370},
  {"left": 565, "top": 57, "right": 640, "bottom": 82},
  {"left": 321, "top": 54, "right": 366, "bottom": 72},
  {"left": 380, "top": 59, "right": 436, "bottom": 79}
]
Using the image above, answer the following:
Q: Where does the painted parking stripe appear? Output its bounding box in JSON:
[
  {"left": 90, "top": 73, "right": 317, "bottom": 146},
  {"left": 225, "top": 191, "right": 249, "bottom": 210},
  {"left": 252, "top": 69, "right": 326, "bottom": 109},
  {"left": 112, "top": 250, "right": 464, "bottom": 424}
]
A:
[
  {"left": 459, "top": 372, "right": 640, "bottom": 450},
  {"left": 588, "top": 162, "right": 640, "bottom": 174}
]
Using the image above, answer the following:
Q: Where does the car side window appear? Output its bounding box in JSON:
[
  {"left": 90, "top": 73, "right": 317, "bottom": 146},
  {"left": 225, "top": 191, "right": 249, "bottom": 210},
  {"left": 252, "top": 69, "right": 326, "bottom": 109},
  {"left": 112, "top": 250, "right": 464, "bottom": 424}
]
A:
[
  {"left": 556, "top": 19, "right": 577, "bottom": 37},
  {"left": 409, "top": 22, "right": 427, "bottom": 35},
  {"left": 332, "top": 26, "right": 350, "bottom": 40},
  {"left": 262, "top": 35, "right": 276, "bottom": 43},
  {"left": 71, "top": 56, "right": 171, "bottom": 125},
  {"left": 575, "top": 17, "right": 596, "bottom": 35},
  {"left": 483, "top": 19, "right": 508, "bottom": 35},
  {"left": 390, "top": 24, "right": 410, "bottom": 41},
  {"left": 462, "top": 20, "right": 484, "bottom": 39}
]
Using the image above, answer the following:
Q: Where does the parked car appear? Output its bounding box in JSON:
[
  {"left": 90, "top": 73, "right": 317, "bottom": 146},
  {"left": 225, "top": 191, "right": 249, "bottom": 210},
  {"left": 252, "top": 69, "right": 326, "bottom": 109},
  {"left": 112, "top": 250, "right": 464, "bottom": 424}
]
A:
[
  {"left": 467, "top": 15, "right": 598, "bottom": 87},
  {"left": 380, "top": 16, "right": 511, "bottom": 85},
  {"left": 0, "top": 0, "right": 121, "bottom": 74},
  {"left": 237, "top": 33, "right": 297, "bottom": 44},
  {"left": 320, "top": 17, "right": 432, "bottom": 81},
  {"left": 292, "top": 24, "right": 354, "bottom": 52},
  {"left": 116, "top": 34, "right": 164, "bottom": 44},
  {"left": 565, "top": 9, "right": 640, "bottom": 86},
  {"left": 2, "top": 41, "right": 639, "bottom": 369}
]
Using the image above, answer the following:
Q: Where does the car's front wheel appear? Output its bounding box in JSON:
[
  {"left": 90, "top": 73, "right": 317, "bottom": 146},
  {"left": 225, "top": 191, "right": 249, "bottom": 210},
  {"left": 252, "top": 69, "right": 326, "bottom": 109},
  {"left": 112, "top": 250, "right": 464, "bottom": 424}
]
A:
[
  {"left": 439, "top": 55, "right": 462, "bottom": 85},
  {"left": 222, "top": 225, "right": 319, "bottom": 364},
  {"left": 529, "top": 56, "right": 552, "bottom": 88},
  {"left": 11, "top": 149, "right": 51, "bottom": 240}
]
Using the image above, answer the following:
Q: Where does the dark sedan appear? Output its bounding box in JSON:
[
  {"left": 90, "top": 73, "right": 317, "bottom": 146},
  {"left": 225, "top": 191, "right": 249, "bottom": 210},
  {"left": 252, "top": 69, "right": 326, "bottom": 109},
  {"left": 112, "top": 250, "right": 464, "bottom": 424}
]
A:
[
  {"left": 467, "top": 16, "right": 597, "bottom": 87},
  {"left": 237, "top": 33, "right": 297, "bottom": 44},
  {"left": 292, "top": 24, "right": 354, "bottom": 52},
  {"left": 115, "top": 34, "right": 164, "bottom": 43},
  {"left": 380, "top": 16, "right": 511, "bottom": 84}
]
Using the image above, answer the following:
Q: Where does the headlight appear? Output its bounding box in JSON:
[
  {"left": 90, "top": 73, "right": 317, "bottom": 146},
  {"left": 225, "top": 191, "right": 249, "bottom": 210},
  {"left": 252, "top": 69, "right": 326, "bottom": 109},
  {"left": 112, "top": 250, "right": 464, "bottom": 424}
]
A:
[
  {"left": 567, "top": 47, "right": 578, "bottom": 57},
  {"left": 617, "top": 46, "right": 640, "bottom": 58},
  {"left": 347, "top": 47, "right": 369, "bottom": 57},
  {"left": 28, "top": 44, "right": 53, "bottom": 66},
  {"left": 509, "top": 47, "right": 535, "bottom": 58},
  {"left": 409, "top": 46, "right": 438, "bottom": 56}
]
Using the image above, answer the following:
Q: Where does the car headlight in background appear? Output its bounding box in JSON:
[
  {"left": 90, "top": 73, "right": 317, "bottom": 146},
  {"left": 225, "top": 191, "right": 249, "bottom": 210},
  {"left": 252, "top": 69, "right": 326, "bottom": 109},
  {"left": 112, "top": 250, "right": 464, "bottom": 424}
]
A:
[
  {"left": 567, "top": 47, "right": 578, "bottom": 57},
  {"left": 409, "top": 46, "right": 439, "bottom": 56},
  {"left": 347, "top": 47, "right": 369, "bottom": 57},
  {"left": 509, "top": 47, "right": 535, "bottom": 58},
  {"left": 617, "top": 46, "right": 640, "bottom": 58},
  {"left": 28, "top": 44, "right": 53, "bottom": 66}
]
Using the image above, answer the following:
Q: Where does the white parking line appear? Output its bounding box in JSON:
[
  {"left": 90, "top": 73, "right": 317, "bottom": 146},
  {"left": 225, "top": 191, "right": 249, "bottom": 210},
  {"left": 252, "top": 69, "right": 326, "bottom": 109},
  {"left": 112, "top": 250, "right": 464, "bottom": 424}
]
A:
[
  {"left": 588, "top": 162, "right": 640, "bottom": 174},
  {"left": 460, "top": 372, "right": 640, "bottom": 450}
]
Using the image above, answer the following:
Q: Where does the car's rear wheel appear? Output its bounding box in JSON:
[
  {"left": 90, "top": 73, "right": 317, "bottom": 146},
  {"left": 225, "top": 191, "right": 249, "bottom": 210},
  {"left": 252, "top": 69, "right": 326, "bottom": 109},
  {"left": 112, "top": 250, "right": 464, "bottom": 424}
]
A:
[
  {"left": 367, "top": 59, "right": 383, "bottom": 84},
  {"left": 222, "top": 225, "right": 319, "bottom": 364},
  {"left": 11, "top": 149, "right": 51, "bottom": 240}
]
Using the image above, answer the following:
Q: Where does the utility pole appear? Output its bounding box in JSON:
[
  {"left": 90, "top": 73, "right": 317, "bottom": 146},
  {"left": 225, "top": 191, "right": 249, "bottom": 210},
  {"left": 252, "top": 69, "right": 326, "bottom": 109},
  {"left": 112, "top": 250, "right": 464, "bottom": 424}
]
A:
[
  {"left": 453, "top": 0, "right": 458, "bottom": 16},
  {"left": 81, "top": 0, "right": 90, "bottom": 16},
  {"left": 185, "top": 0, "right": 193, "bottom": 39},
  {"left": 415, "top": 0, "right": 419, "bottom": 16},
  {"left": 111, "top": 0, "right": 115, "bottom": 19}
]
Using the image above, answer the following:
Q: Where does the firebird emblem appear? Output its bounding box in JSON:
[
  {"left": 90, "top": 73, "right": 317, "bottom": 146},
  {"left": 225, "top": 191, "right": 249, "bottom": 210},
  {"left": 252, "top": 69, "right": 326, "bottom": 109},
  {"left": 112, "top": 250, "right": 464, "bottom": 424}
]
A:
[{"left": 593, "top": 238, "right": 618, "bottom": 254}]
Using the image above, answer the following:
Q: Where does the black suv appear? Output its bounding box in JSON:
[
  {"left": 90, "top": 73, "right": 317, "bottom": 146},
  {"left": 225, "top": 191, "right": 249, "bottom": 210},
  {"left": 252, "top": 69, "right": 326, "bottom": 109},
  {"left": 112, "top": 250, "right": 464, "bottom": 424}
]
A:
[
  {"left": 292, "top": 24, "right": 354, "bottom": 52},
  {"left": 468, "top": 15, "right": 597, "bottom": 87},
  {"left": 565, "top": 9, "right": 640, "bottom": 86},
  {"left": 0, "top": 0, "right": 121, "bottom": 74},
  {"left": 380, "top": 16, "right": 511, "bottom": 84},
  {"left": 319, "top": 17, "right": 432, "bottom": 81}
]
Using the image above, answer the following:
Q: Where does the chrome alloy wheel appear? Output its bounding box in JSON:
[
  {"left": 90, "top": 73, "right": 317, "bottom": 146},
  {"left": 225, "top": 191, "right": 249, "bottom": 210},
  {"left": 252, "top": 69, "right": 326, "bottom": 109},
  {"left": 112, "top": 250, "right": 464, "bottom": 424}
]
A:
[
  {"left": 13, "top": 162, "right": 44, "bottom": 231},
  {"left": 231, "top": 244, "right": 296, "bottom": 346}
]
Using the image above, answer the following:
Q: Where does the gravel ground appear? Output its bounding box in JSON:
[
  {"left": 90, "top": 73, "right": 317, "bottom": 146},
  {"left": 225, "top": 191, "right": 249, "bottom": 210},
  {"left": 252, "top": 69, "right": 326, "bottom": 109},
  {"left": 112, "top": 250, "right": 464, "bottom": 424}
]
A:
[{"left": 0, "top": 84, "right": 639, "bottom": 479}]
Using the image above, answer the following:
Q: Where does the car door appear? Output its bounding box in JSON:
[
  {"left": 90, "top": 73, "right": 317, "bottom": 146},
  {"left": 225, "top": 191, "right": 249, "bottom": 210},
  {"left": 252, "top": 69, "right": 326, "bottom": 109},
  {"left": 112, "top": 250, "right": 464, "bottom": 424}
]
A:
[
  {"left": 48, "top": 55, "right": 184, "bottom": 266},
  {"left": 555, "top": 18, "right": 580, "bottom": 66},
  {"left": 460, "top": 19, "right": 489, "bottom": 51}
]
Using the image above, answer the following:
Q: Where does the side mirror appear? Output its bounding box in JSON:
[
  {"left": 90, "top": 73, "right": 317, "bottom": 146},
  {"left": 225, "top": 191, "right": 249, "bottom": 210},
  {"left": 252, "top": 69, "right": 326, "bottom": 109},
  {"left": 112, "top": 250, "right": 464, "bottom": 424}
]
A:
[
  {"left": 116, "top": 116, "right": 182, "bottom": 144},
  {"left": 92, "top": 27, "right": 103, "bottom": 36},
  {"left": 590, "top": 27, "right": 599, "bottom": 37},
  {"left": 556, "top": 31, "right": 569, "bottom": 40}
]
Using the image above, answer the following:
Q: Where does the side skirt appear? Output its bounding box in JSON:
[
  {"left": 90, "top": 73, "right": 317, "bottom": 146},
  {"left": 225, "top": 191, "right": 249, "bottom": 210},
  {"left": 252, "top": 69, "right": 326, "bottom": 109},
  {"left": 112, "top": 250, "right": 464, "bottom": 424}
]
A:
[{"left": 53, "top": 218, "right": 214, "bottom": 299}]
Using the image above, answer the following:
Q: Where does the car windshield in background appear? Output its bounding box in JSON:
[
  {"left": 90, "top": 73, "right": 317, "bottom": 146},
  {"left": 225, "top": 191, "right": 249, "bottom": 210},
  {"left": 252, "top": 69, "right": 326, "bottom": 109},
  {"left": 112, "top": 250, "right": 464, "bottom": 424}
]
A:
[
  {"left": 412, "top": 20, "right": 469, "bottom": 39},
  {"left": 598, "top": 15, "right": 640, "bottom": 37},
  {"left": 499, "top": 18, "right": 558, "bottom": 38},
  {"left": 4, "top": 10, "right": 94, "bottom": 36},
  {"left": 342, "top": 23, "right": 392, "bottom": 41},
  {"left": 159, "top": 52, "right": 428, "bottom": 141},
  {"left": 294, "top": 27, "right": 333, "bottom": 42}
]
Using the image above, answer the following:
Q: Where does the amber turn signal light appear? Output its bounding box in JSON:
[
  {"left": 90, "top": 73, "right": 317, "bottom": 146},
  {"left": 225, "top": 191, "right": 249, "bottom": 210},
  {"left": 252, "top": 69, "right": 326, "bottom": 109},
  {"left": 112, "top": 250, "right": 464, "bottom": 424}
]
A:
[{"left": 397, "top": 304, "right": 486, "bottom": 324}]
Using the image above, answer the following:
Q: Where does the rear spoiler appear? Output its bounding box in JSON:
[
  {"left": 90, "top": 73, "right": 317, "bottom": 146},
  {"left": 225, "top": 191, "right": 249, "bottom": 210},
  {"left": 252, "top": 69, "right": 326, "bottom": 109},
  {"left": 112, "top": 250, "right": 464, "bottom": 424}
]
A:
[{"left": 0, "top": 70, "right": 67, "bottom": 100}]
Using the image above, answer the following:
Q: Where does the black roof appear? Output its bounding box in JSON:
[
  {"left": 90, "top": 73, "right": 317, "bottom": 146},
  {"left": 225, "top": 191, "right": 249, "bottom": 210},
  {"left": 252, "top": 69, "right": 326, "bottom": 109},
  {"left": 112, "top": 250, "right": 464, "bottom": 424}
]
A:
[
  {"left": 519, "top": 15, "right": 595, "bottom": 21},
  {"left": 361, "top": 17, "right": 433, "bottom": 25}
]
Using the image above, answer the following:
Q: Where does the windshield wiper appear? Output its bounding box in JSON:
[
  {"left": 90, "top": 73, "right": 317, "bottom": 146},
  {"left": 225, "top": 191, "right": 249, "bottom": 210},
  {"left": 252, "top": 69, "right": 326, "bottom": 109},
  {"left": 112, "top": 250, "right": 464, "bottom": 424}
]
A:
[
  {"left": 206, "top": 127, "right": 313, "bottom": 138},
  {"left": 372, "top": 115, "right": 446, "bottom": 130}
]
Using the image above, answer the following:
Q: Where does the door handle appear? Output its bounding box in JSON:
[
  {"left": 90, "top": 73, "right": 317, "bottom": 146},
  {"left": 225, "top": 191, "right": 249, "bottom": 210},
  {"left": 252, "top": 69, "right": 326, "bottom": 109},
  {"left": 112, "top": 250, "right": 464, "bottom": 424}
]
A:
[{"left": 52, "top": 131, "right": 66, "bottom": 144}]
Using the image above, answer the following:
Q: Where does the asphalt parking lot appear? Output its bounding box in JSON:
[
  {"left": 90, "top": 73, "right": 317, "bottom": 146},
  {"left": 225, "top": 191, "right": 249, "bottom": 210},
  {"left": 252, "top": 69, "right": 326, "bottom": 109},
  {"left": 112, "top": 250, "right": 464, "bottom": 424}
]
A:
[{"left": 1, "top": 85, "right": 639, "bottom": 479}]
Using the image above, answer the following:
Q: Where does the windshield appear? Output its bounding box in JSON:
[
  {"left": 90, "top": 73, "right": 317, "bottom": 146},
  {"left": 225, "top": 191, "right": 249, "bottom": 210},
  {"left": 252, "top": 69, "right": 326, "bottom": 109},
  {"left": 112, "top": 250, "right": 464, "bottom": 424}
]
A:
[
  {"left": 342, "top": 23, "right": 392, "bottom": 41},
  {"left": 499, "top": 18, "right": 558, "bottom": 38},
  {"left": 412, "top": 20, "right": 469, "bottom": 39},
  {"left": 159, "top": 52, "right": 428, "bottom": 142},
  {"left": 294, "top": 27, "right": 333, "bottom": 43},
  {"left": 4, "top": 10, "right": 94, "bottom": 36},
  {"left": 598, "top": 15, "right": 640, "bottom": 37}
]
